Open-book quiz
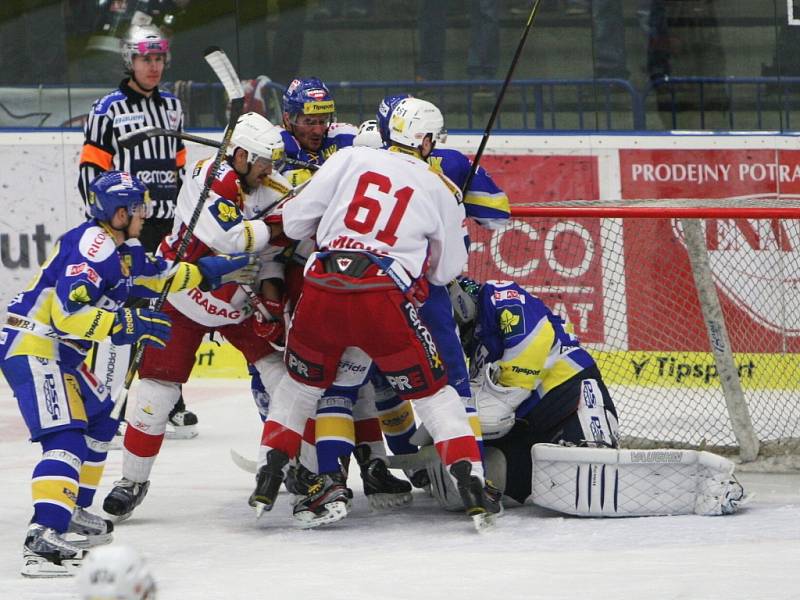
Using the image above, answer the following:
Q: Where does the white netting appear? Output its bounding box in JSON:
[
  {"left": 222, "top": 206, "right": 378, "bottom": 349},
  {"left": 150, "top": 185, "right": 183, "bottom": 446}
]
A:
[{"left": 468, "top": 212, "right": 800, "bottom": 464}]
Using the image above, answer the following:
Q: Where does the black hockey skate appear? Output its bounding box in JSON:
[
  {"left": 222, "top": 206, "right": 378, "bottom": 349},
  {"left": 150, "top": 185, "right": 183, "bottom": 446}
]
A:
[
  {"left": 449, "top": 460, "right": 503, "bottom": 532},
  {"left": 284, "top": 462, "right": 318, "bottom": 497},
  {"left": 102, "top": 478, "right": 150, "bottom": 522},
  {"left": 293, "top": 471, "right": 352, "bottom": 529},
  {"left": 21, "top": 523, "right": 85, "bottom": 578},
  {"left": 354, "top": 445, "right": 413, "bottom": 509},
  {"left": 66, "top": 507, "right": 114, "bottom": 548},
  {"left": 249, "top": 449, "right": 290, "bottom": 518},
  {"left": 407, "top": 468, "right": 431, "bottom": 491},
  {"left": 166, "top": 395, "right": 198, "bottom": 440}
]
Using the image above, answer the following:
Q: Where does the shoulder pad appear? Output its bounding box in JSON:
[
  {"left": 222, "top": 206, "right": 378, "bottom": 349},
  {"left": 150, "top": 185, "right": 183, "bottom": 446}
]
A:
[
  {"left": 263, "top": 173, "right": 292, "bottom": 196},
  {"left": 280, "top": 129, "right": 301, "bottom": 157},
  {"left": 94, "top": 90, "right": 126, "bottom": 116},
  {"left": 78, "top": 225, "right": 116, "bottom": 263},
  {"left": 159, "top": 89, "right": 178, "bottom": 100}
]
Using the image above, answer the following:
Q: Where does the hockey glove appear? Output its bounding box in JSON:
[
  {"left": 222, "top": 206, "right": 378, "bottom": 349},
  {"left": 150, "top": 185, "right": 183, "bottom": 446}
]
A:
[
  {"left": 197, "top": 253, "right": 260, "bottom": 291},
  {"left": 110, "top": 308, "right": 172, "bottom": 349},
  {"left": 251, "top": 297, "right": 285, "bottom": 343}
]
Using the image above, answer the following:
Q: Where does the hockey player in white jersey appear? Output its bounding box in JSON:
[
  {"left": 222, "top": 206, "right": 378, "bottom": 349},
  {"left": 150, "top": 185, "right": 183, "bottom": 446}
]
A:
[
  {"left": 103, "top": 112, "right": 292, "bottom": 521},
  {"left": 250, "top": 104, "right": 501, "bottom": 530}
]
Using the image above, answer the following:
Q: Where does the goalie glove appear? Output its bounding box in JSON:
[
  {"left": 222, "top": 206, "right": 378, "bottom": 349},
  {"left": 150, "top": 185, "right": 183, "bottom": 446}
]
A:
[
  {"left": 251, "top": 297, "right": 285, "bottom": 343},
  {"left": 110, "top": 308, "right": 172, "bottom": 349},
  {"left": 474, "top": 364, "right": 531, "bottom": 440},
  {"left": 196, "top": 253, "right": 260, "bottom": 291}
]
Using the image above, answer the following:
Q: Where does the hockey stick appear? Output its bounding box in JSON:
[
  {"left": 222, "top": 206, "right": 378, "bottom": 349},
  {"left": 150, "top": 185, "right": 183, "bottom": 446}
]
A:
[
  {"left": 118, "top": 126, "right": 319, "bottom": 172},
  {"left": 111, "top": 47, "right": 245, "bottom": 419},
  {"left": 461, "top": 0, "right": 541, "bottom": 195}
]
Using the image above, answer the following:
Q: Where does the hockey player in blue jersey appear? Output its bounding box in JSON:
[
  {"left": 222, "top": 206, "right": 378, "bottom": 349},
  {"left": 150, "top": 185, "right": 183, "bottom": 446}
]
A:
[
  {"left": 0, "top": 171, "right": 257, "bottom": 577},
  {"left": 279, "top": 76, "right": 356, "bottom": 182},
  {"left": 428, "top": 276, "right": 620, "bottom": 508}
]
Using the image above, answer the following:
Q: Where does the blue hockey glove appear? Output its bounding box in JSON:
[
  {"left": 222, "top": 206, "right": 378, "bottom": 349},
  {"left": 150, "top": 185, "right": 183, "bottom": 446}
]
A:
[
  {"left": 110, "top": 308, "right": 172, "bottom": 349},
  {"left": 197, "top": 253, "right": 260, "bottom": 291}
]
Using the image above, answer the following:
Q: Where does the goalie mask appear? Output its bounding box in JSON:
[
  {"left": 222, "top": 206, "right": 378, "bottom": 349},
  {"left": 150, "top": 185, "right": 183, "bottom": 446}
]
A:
[
  {"left": 76, "top": 544, "right": 157, "bottom": 600},
  {"left": 122, "top": 24, "right": 171, "bottom": 71},
  {"left": 447, "top": 276, "right": 481, "bottom": 326}
]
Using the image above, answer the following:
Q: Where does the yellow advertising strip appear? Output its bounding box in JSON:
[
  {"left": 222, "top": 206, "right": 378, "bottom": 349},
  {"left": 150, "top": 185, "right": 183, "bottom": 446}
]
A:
[
  {"left": 593, "top": 351, "right": 800, "bottom": 390},
  {"left": 189, "top": 341, "right": 250, "bottom": 379}
]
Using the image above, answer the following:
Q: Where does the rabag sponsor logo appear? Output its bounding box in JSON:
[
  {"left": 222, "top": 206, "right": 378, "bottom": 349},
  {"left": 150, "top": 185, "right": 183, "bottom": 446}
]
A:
[{"left": 187, "top": 288, "right": 241, "bottom": 320}]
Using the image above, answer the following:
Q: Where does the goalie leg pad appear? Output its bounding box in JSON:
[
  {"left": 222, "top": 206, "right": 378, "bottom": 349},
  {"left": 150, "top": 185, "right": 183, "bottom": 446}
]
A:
[{"left": 531, "top": 444, "right": 749, "bottom": 517}]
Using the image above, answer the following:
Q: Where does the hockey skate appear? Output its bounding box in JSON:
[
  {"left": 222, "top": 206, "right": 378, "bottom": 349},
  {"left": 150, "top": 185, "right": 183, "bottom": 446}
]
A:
[
  {"left": 102, "top": 478, "right": 150, "bottom": 522},
  {"left": 165, "top": 397, "right": 198, "bottom": 440},
  {"left": 249, "top": 449, "right": 290, "bottom": 518},
  {"left": 406, "top": 468, "right": 431, "bottom": 492},
  {"left": 449, "top": 461, "right": 503, "bottom": 532},
  {"left": 65, "top": 507, "right": 114, "bottom": 548},
  {"left": 354, "top": 445, "right": 413, "bottom": 510},
  {"left": 284, "top": 462, "right": 318, "bottom": 498},
  {"left": 293, "top": 471, "right": 352, "bottom": 529},
  {"left": 21, "top": 523, "right": 85, "bottom": 578}
]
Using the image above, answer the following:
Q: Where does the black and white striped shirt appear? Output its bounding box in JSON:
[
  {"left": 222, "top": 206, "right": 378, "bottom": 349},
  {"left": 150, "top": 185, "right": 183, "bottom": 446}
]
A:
[{"left": 78, "top": 78, "right": 186, "bottom": 220}]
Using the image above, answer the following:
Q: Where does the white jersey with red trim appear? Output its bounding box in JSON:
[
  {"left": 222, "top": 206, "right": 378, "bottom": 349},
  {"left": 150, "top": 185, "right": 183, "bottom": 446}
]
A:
[
  {"left": 282, "top": 146, "right": 468, "bottom": 286},
  {"left": 160, "top": 157, "right": 289, "bottom": 326}
]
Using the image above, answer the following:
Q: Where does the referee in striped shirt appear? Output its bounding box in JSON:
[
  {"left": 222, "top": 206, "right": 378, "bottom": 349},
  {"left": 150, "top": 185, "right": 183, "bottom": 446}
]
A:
[{"left": 78, "top": 23, "right": 197, "bottom": 437}]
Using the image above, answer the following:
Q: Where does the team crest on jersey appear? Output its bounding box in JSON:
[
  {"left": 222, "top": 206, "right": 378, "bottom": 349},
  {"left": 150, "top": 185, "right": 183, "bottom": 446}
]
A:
[
  {"left": 209, "top": 199, "right": 242, "bottom": 230},
  {"left": 113, "top": 113, "right": 146, "bottom": 127},
  {"left": 68, "top": 283, "right": 92, "bottom": 306},
  {"left": 499, "top": 307, "right": 525, "bottom": 338}
]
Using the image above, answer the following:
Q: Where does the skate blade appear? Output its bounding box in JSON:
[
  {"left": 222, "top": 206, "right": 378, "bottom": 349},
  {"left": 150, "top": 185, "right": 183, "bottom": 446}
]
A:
[
  {"left": 253, "top": 499, "right": 276, "bottom": 519},
  {"left": 64, "top": 531, "right": 113, "bottom": 548},
  {"left": 471, "top": 511, "right": 498, "bottom": 533},
  {"left": 21, "top": 557, "right": 82, "bottom": 578},
  {"left": 165, "top": 425, "right": 198, "bottom": 440},
  {"left": 105, "top": 511, "right": 133, "bottom": 524},
  {"left": 367, "top": 492, "right": 413, "bottom": 511},
  {"left": 294, "top": 500, "right": 349, "bottom": 530}
]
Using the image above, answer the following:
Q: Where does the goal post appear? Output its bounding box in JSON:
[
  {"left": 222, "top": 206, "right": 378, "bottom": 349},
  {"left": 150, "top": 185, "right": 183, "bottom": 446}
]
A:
[{"left": 466, "top": 199, "right": 800, "bottom": 464}]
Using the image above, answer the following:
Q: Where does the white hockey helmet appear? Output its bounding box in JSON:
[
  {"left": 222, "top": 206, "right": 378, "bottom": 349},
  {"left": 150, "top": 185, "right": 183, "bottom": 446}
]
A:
[
  {"left": 387, "top": 97, "right": 447, "bottom": 150},
  {"left": 122, "top": 24, "right": 171, "bottom": 71},
  {"left": 227, "top": 112, "right": 285, "bottom": 166},
  {"left": 76, "top": 545, "right": 156, "bottom": 600},
  {"left": 353, "top": 119, "right": 383, "bottom": 149}
]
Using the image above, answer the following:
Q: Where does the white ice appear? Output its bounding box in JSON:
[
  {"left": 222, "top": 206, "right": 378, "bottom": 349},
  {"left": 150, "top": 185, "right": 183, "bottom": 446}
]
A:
[{"left": 1, "top": 379, "right": 799, "bottom": 600}]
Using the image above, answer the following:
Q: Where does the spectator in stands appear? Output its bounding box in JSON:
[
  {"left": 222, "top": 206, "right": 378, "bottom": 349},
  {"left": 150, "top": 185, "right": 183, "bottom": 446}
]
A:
[{"left": 416, "top": 0, "right": 500, "bottom": 84}]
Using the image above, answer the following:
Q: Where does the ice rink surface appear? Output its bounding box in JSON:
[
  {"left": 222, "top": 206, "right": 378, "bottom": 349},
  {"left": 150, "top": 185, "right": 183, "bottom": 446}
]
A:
[{"left": 1, "top": 379, "right": 799, "bottom": 600}]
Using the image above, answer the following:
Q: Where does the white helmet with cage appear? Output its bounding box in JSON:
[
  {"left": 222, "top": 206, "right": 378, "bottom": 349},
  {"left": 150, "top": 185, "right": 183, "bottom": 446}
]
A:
[
  {"left": 76, "top": 545, "right": 156, "bottom": 600},
  {"left": 122, "top": 24, "right": 171, "bottom": 71},
  {"left": 387, "top": 97, "right": 447, "bottom": 150},
  {"left": 227, "top": 112, "right": 285, "bottom": 166}
]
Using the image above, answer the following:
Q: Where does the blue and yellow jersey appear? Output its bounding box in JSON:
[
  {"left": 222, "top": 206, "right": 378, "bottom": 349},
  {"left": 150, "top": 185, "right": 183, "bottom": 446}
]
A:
[
  {"left": 279, "top": 124, "right": 355, "bottom": 186},
  {"left": 427, "top": 148, "right": 510, "bottom": 229},
  {"left": 0, "top": 220, "right": 197, "bottom": 367},
  {"left": 471, "top": 280, "right": 596, "bottom": 400}
]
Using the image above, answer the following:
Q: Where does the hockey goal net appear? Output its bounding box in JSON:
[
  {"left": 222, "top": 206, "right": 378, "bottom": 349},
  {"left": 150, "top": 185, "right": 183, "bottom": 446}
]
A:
[{"left": 467, "top": 199, "right": 800, "bottom": 468}]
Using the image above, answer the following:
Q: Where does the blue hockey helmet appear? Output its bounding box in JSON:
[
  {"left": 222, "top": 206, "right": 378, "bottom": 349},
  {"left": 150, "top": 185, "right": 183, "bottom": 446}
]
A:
[
  {"left": 377, "top": 93, "right": 411, "bottom": 144},
  {"left": 448, "top": 276, "right": 482, "bottom": 325},
  {"left": 282, "top": 77, "right": 336, "bottom": 122},
  {"left": 87, "top": 170, "right": 151, "bottom": 223}
]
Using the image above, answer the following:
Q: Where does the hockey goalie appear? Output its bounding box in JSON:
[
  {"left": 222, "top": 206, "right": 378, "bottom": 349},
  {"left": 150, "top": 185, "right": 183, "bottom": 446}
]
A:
[{"left": 417, "top": 277, "right": 748, "bottom": 518}]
